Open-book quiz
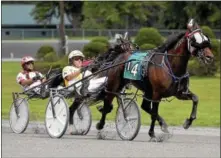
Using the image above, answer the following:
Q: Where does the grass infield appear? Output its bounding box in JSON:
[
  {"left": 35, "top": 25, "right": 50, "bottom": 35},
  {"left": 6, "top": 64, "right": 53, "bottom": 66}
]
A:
[{"left": 2, "top": 62, "right": 220, "bottom": 127}]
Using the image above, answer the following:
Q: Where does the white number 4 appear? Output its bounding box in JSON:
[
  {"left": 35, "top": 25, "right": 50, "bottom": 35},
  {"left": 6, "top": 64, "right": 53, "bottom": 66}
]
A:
[{"left": 131, "top": 64, "right": 138, "bottom": 76}]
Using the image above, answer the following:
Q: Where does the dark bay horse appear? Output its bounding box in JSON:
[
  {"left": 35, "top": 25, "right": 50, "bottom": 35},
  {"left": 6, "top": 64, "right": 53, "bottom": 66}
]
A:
[{"left": 96, "top": 19, "right": 214, "bottom": 140}]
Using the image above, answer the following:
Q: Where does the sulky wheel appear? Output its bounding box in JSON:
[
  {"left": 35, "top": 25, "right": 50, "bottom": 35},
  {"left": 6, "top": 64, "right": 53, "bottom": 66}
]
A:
[
  {"left": 72, "top": 102, "right": 92, "bottom": 135},
  {"left": 115, "top": 98, "right": 141, "bottom": 141},
  {"left": 9, "top": 98, "right": 30, "bottom": 134},
  {"left": 45, "top": 95, "right": 69, "bottom": 138}
]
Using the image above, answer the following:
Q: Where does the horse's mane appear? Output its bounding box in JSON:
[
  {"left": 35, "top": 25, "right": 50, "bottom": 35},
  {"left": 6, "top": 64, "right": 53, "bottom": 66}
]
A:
[
  {"left": 155, "top": 32, "right": 186, "bottom": 53},
  {"left": 92, "top": 44, "right": 126, "bottom": 72},
  {"left": 46, "top": 68, "right": 64, "bottom": 88}
]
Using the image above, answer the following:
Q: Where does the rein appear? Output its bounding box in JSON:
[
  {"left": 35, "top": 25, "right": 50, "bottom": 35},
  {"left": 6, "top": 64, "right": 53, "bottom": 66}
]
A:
[
  {"left": 138, "top": 51, "right": 189, "bottom": 82},
  {"left": 59, "top": 59, "right": 134, "bottom": 92},
  {"left": 163, "top": 51, "right": 190, "bottom": 81}
]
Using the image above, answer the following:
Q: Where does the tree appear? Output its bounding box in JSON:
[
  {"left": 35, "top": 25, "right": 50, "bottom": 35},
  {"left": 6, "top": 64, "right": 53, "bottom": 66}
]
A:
[
  {"left": 30, "top": 1, "right": 83, "bottom": 28},
  {"left": 161, "top": 2, "right": 221, "bottom": 29},
  {"left": 59, "top": 1, "right": 65, "bottom": 56},
  {"left": 82, "top": 1, "right": 165, "bottom": 29},
  {"left": 64, "top": 1, "right": 83, "bottom": 29}
]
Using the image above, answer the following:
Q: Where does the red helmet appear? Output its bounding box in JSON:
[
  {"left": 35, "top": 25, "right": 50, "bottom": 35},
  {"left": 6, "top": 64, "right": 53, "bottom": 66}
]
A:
[{"left": 21, "top": 56, "right": 35, "bottom": 67}]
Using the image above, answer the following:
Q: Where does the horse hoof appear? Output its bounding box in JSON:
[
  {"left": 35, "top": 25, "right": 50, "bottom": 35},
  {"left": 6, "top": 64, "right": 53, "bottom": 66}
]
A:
[
  {"left": 96, "top": 122, "right": 104, "bottom": 130},
  {"left": 161, "top": 125, "right": 169, "bottom": 133},
  {"left": 70, "top": 131, "right": 79, "bottom": 135},
  {"left": 149, "top": 136, "right": 158, "bottom": 142},
  {"left": 157, "top": 133, "right": 173, "bottom": 142},
  {"left": 96, "top": 131, "right": 103, "bottom": 140},
  {"left": 148, "top": 131, "right": 155, "bottom": 138},
  {"left": 183, "top": 118, "right": 192, "bottom": 129}
]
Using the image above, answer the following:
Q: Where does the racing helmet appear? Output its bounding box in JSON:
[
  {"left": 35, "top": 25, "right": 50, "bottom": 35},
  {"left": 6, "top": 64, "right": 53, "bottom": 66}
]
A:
[
  {"left": 68, "top": 50, "right": 85, "bottom": 64},
  {"left": 21, "top": 56, "right": 35, "bottom": 67}
]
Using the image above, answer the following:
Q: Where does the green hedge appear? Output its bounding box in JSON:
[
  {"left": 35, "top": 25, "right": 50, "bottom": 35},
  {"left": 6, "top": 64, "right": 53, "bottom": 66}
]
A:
[
  {"left": 43, "top": 52, "right": 59, "bottom": 62},
  {"left": 201, "top": 26, "right": 216, "bottom": 39},
  {"left": 211, "top": 39, "right": 220, "bottom": 61},
  {"left": 83, "top": 41, "right": 108, "bottom": 57},
  {"left": 34, "top": 62, "right": 62, "bottom": 74},
  {"left": 140, "top": 43, "right": 156, "bottom": 50},
  {"left": 188, "top": 59, "right": 217, "bottom": 76},
  {"left": 34, "top": 55, "right": 68, "bottom": 74},
  {"left": 91, "top": 36, "right": 109, "bottom": 46},
  {"left": 36, "top": 45, "right": 56, "bottom": 60},
  {"left": 134, "top": 27, "right": 163, "bottom": 47}
]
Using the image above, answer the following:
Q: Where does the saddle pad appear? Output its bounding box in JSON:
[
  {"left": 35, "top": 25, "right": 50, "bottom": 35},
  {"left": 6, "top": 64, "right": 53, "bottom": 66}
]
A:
[{"left": 124, "top": 52, "right": 149, "bottom": 80}]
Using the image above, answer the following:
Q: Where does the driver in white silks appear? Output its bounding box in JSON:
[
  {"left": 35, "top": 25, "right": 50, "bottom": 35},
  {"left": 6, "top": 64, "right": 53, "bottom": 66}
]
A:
[
  {"left": 62, "top": 50, "right": 107, "bottom": 96},
  {"left": 16, "top": 56, "right": 46, "bottom": 94}
]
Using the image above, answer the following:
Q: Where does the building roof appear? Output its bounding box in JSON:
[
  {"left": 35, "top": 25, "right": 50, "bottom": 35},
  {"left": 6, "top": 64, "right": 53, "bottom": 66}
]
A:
[{"left": 2, "top": 4, "right": 71, "bottom": 25}]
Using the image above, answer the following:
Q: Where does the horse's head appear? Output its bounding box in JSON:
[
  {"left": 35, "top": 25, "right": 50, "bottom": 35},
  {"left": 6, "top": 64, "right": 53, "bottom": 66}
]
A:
[
  {"left": 185, "top": 19, "right": 214, "bottom": 64},
  {"left": 114, "top": 32, "right": 137, "bottom": 54}
]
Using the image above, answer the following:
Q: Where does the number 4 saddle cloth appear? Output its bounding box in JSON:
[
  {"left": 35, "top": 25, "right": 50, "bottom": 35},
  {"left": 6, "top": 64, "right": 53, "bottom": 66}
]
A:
[{"left": 123, "top": 51, "right": 153, "bottom": 80}]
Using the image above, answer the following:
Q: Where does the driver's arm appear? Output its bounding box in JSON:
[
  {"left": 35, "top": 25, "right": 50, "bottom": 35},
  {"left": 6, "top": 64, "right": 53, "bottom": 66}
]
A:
[
  {"left": 65, "top": 70, "right": 81, "bottom": 81},
  {"left": 20, "top": 79, "right": 34, "bottom": 86},
  {"left": 62, "top": 66, "right": 83, "bottom": 82},
  {"left": 17, "top": 73, "right": 35, "bottom": 86}
]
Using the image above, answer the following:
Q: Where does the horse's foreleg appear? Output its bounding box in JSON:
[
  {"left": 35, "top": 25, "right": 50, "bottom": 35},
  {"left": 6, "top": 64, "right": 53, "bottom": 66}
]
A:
[{"left": 176, "top": 90, "right": 198, "bottom": 129}]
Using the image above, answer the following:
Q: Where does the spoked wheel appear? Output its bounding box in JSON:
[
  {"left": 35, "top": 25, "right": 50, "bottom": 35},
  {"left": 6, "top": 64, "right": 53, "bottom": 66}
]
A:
[
  {"left": 9, "top": 98, "right": 30, "bottom": 134},
  {"left": 45, "top": 95, "right": 69, "bottom": 138},
  {"left": 72, "top": 102, "right": 92, "bottom": 135},
  {"left": 115, "top": 98, "right": 141, "bottom": 141}
]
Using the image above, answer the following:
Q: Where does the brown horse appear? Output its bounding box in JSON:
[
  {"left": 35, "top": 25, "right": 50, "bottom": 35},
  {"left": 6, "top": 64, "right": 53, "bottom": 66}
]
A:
[{"left": 96, "top": 19, "right": 214, "bottom": 140}]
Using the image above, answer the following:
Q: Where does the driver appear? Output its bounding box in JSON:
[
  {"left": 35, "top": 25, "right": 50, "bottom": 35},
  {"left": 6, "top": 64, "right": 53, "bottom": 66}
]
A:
[
  {"left": 16, "top": 56, "right": 46, "bottom": 93},
  {"left": 62, "top": 50, "right": 107, "bottom": 97},
  {"left": 62, "top": 50, "right": 107, "bottom": 134}
]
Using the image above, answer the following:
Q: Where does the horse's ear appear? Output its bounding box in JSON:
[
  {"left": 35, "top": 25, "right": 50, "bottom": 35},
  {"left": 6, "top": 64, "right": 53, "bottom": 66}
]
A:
[{"left": 124, "top": 32, "right": 128, "bottom": 40}]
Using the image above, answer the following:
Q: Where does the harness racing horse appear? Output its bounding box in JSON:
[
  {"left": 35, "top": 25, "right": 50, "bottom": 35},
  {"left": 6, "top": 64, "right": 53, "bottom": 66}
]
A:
[{"left": 96, "top": 19, "right": 214, "bottom": 141}]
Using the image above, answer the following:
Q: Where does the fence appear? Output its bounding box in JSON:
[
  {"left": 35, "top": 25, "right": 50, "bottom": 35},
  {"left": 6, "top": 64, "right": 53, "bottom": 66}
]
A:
[{"left": 2, "top": 28, "right": 220, "bottom": 40}]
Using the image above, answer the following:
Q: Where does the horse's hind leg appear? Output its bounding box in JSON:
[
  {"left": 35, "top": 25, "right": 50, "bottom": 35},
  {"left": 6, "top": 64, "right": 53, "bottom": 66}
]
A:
[
  {"left": 96, "top": 94, "right": 115, "bottom": 130},
  {"left": 141, "top": 93, "right": 169, "bottom": 133},
  {"left": 176, "top": 90, "right": 198, "bottom": 129},
  {"left": 148, "top": 101, "right": 160, "bottom": 139},
  {"left": 148, "top": 92, "right": 163, "bottom": 140}
]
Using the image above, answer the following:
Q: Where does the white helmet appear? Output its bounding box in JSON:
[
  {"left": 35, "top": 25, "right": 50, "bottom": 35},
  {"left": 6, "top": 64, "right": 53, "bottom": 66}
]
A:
[{"left": 68, "top": 50, "right": 85, "bottom": 60}]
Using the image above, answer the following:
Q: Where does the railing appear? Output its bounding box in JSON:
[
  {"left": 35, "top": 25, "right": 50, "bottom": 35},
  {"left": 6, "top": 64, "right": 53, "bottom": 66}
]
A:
[{"left": 2, "top": 28, "right": 221, "bottom": 40}]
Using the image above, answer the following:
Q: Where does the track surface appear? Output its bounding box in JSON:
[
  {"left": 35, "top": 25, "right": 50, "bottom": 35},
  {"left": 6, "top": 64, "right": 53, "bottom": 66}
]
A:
[{"left": 2, "top": 121, "right": 220, "bottom": 158}]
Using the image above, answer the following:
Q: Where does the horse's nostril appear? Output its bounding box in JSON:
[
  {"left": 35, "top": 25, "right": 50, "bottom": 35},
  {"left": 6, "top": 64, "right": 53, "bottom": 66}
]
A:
[
  {"left": 205, "top": 56, "right": 214, "bottom": 64},
  {"left": 206, "top": 56, "right": 213, "bottom": 60}
]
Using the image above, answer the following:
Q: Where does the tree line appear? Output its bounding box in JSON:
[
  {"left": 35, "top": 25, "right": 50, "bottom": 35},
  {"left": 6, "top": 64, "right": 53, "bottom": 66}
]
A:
[{"left": 4, "top": 1, "right": 220, "bottom": 29}]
